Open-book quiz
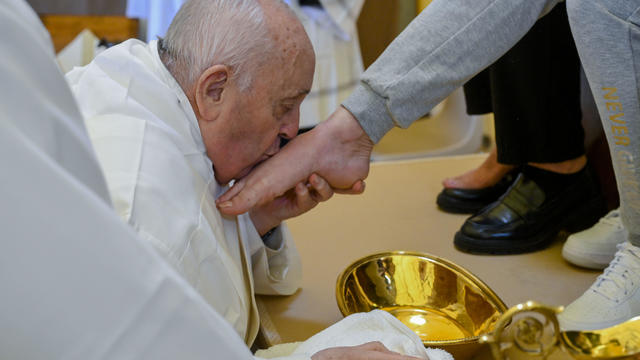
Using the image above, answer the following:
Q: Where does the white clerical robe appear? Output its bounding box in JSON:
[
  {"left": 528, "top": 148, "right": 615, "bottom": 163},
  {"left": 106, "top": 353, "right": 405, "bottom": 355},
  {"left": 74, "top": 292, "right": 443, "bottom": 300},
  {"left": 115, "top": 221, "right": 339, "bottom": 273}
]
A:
[
  {"left": 1, "top": 2, "right": 441, "bottom": 359},
  {"left": 66, "top": 38, "right": 303, "bottom": 346},
  {"left": 0, "top": 0, "right": 266, "bottom": 358}
]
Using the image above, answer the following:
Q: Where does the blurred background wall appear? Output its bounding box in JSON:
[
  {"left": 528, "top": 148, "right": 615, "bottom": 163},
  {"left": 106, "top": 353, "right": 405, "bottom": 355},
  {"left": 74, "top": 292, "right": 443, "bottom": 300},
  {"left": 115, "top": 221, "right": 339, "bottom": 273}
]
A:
[
  {"left": 357, "top": 0, "right": 416, "bottom": 68},
  {"left": 27, "top": 0, "right": 419, "bottom": 65},
  {"left": 26, "top": 0, "right": 125, "bottom": 14}
]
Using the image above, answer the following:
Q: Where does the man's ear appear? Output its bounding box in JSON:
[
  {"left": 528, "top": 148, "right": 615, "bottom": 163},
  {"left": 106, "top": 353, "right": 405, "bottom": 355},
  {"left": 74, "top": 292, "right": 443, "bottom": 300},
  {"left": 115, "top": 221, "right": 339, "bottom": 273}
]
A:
[{"left": 194, "top": 64, "right": 229, "bottom": 121}]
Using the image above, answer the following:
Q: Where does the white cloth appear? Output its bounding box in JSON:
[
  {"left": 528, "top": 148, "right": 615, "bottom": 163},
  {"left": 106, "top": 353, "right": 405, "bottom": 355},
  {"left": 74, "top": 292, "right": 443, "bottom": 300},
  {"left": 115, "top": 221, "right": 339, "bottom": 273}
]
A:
[
  {"left": 66, "top": 38, "right": 303, "bottom": 345},
  {"left": 285, "top": 0, "right": 364, "bottom": 128},
  {"left": 255, "top": 310, "right": 454, "bottom": 360},
  {"left": 0, "top": 0, "right": 261, "bottom": 359},
  {"left": 56, "top": 29, "right": 102, "bottom": 74}
]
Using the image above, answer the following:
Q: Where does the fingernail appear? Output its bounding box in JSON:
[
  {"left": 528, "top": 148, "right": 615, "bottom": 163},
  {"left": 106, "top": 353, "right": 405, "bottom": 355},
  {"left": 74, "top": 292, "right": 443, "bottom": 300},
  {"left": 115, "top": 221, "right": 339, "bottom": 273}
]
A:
[{"left": 218, "top": 201, "right": 233, "bottom": 208}]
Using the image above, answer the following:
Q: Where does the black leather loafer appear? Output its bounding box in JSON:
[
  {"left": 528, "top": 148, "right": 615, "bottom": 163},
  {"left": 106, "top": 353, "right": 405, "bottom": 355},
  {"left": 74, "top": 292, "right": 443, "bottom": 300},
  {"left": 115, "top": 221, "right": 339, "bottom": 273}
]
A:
[
  {"left": 436, "top": 170, "right": 518, "bottom": 214},
  {"left": 454, "top": 167, "right": 606, "bottom": 254}
]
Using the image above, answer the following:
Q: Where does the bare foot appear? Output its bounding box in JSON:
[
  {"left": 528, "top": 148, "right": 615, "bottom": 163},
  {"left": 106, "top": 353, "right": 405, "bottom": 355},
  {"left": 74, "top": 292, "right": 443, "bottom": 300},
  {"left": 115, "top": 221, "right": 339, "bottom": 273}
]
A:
[{"left": 442, "top": 147, "right": 515, "bottom": 189}]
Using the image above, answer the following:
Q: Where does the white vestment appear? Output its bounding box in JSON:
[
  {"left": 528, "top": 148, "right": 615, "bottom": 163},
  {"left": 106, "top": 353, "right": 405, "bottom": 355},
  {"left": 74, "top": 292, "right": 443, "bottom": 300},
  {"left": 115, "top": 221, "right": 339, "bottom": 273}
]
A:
[
  {"left": 0, "top": 0, "right": 263, "bottom": 358},
  {"left": 66, "top": 39, "right": 303, "bottom": 345},
  {"left": 0, "top": 1, "right": 451, "bottom": 358}
]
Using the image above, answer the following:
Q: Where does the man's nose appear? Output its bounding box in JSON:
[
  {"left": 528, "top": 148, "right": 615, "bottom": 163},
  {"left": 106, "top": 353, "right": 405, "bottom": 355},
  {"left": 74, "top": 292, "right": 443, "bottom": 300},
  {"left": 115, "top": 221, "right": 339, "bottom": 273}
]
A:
[{"left": 280, "top": 109, "right": 300, "bottom": 140}]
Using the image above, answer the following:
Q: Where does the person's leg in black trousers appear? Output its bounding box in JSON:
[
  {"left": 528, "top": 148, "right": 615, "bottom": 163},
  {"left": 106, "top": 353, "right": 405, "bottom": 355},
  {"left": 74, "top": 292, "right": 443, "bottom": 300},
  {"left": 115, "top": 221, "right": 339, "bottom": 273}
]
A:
[
  {"left": 438, "top": 4, "right": 606, "bottom": 254},
  {"left": 435, "top": 69, "right": 519, "bottom": 214}
]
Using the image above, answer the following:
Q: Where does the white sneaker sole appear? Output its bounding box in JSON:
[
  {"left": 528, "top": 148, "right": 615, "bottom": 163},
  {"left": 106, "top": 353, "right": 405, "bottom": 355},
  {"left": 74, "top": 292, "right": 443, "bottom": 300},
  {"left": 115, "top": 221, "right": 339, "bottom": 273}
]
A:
[{"left": 562, "top": 246, "right": 612, "bottom": 270}]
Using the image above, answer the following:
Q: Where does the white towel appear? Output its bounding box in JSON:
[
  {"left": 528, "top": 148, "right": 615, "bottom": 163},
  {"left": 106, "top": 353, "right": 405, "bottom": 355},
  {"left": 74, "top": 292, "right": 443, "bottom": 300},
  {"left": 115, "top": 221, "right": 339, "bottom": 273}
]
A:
[{"left": 255, "top": 310, "right": 454, "bottom": 360}]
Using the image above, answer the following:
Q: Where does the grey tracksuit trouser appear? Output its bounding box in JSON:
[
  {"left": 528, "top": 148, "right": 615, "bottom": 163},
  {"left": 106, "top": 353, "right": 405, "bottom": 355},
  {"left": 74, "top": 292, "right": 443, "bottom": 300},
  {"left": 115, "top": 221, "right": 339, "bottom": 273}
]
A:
[{"left": 568, "top": 0, "right": 640, "bottom": 245}]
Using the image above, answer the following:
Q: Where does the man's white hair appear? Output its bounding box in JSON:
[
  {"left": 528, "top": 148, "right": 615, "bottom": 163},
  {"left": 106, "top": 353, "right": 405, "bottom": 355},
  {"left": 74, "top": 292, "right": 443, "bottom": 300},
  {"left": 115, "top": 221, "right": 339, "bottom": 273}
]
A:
[{"left": 161, "top": 0, "right": 275, "bottom": 91}]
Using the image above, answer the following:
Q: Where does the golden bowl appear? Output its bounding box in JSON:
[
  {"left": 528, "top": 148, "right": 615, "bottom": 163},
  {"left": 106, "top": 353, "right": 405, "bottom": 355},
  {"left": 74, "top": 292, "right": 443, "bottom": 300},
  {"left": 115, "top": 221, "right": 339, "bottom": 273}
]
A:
[
  {"left": 336, "top": 251, "right": 508, "bottom": 359},
  {"left": 561, "top": 316, "right": 640, "bottom": 359},
  {"left": 480, "top": 301, "right": 640, "bottom": 360}
]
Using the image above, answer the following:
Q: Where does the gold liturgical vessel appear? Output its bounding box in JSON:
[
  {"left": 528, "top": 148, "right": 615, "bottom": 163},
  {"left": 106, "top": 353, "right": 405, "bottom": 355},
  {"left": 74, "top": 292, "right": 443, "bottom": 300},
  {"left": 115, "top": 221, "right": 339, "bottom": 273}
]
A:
[
  {"left": 481, "top": 301, "right": 640, "bottom": 360},
  {"left": 336, "top": 251, "right": 640, "bottom": 360}
]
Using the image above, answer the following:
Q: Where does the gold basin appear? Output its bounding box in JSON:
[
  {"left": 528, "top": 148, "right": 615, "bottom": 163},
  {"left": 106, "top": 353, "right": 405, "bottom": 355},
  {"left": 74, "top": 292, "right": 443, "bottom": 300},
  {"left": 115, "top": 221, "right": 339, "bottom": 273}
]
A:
[
  {"left": 481, "top": 301, "right": 640, "bottom": 360},
  {"left": 336, "top": 251, "right": 508, "bottom": 359},
  {"left": 561, "top": 316, "right": 640, "bottom": 359}
]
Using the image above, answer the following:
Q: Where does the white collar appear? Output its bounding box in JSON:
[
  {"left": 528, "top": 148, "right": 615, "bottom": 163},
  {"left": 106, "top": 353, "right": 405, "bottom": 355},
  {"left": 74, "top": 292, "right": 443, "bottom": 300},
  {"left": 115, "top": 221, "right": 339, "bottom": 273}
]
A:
[{"left": 148, "top": 39, "right": 207, "bottom": 156}]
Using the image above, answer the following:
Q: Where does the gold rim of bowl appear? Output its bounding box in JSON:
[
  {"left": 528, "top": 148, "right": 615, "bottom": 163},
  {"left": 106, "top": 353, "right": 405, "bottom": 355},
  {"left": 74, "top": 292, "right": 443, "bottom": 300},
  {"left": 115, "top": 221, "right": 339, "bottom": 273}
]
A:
[{"left": 335, "top": 250, "right": 508, "bottom": 346}]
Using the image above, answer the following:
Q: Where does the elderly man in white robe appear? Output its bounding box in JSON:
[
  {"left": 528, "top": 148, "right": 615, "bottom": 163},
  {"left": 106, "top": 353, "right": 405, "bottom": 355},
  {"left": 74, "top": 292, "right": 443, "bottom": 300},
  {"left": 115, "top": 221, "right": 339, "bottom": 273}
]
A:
[
  {"left": 1, "top": 0, "right": 442, "bottom": 358},
  {"left": 0, "top": 0, "right": 449, "bottom": 358},
  {"left": 1, "top": 0, "right": 294, "bottom": 357},
  {"left": 66, "top": 0, "right": 342, "bottom": 347}
]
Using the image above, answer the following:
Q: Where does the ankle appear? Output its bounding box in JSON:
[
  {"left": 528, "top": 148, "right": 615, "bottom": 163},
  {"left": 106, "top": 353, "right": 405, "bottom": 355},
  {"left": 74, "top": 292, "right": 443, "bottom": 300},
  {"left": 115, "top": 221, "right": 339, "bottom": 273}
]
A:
[
  {"left": 315, "top": 107, "right": 373, "bottom": 188},
  {"left": 528, "top": 155, "right": 587, "bottom": 174},
  {"left": 482, "top": 162, "right": 515, "bottom": 176},
  {"left": 522, "top": 163, "right": 589, "bottom": 197}
]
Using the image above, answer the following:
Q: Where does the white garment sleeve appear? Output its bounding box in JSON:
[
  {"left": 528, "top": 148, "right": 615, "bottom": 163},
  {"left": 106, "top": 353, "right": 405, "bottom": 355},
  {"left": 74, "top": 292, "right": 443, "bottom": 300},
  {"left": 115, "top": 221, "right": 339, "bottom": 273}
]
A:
[{"left": 240, "top": 215, "right": 303, "bottom": 295}]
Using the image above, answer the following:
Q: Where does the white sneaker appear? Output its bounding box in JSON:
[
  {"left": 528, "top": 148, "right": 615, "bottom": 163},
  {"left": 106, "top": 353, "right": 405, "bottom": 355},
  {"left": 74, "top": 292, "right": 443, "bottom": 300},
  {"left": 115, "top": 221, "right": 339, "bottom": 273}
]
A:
[
  {"left": 562, "top": 208, "right": 628, "bottom": 269},
  {"left": 558, "top": 242, "right": 640, "bottom": 330}
]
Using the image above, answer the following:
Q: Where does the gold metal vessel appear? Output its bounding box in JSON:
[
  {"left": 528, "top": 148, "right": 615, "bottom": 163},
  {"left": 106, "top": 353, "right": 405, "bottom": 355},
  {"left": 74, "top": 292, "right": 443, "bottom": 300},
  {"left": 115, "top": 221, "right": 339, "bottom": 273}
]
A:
[
  {"left": 562, "top": 316, "right": 640, "bottom": 359},
  {"left": 481, "top": 301, "right": 640, "bottom": 360},
  {"left": 336, "top": 251, "right": 508, "bottom": 359}
]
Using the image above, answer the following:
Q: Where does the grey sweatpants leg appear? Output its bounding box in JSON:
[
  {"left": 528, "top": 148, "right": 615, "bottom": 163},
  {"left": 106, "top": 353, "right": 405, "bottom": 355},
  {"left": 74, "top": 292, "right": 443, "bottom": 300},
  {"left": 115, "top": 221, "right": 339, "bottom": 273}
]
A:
[{"left": 567, "top": 0, "right": 640, "bottom": 246}]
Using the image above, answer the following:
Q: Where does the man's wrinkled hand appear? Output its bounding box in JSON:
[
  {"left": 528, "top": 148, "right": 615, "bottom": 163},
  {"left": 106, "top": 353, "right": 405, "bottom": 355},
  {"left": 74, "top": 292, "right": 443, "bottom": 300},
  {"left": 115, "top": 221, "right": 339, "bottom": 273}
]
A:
[{"left": 249, "top": 173, "right": 333, "bottom": 235}]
